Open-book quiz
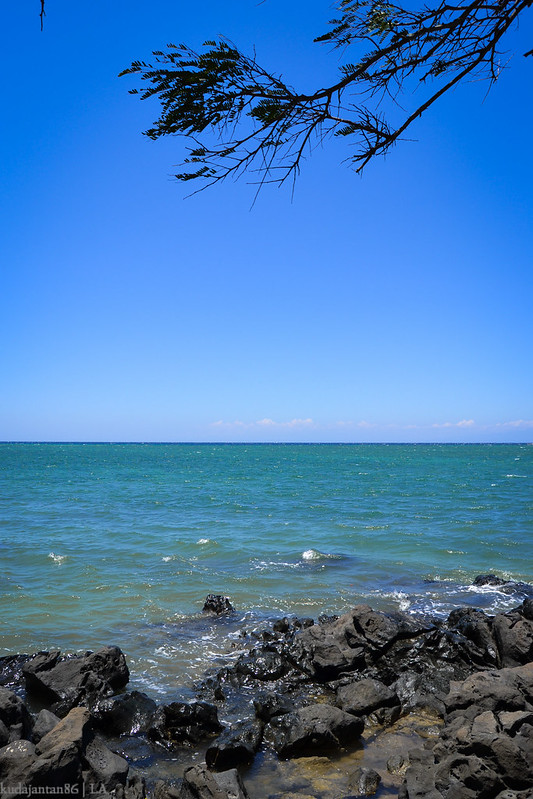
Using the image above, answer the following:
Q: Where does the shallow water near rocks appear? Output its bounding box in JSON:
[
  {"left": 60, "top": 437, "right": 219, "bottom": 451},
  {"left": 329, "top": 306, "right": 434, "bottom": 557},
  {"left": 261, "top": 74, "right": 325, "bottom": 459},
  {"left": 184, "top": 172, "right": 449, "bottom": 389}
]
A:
[
  {"left": 118, "top": 711, "right": 442, "bottom": 798},
  {"left": 2, "top": 442, "right": 531, "bottom": 701}
]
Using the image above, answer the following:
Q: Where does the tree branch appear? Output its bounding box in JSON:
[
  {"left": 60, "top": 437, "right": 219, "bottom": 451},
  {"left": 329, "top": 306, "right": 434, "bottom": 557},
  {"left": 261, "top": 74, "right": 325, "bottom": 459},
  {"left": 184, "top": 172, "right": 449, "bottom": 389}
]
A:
[{"left": 120, "top": 0, "right": 533, "bottom": 191}]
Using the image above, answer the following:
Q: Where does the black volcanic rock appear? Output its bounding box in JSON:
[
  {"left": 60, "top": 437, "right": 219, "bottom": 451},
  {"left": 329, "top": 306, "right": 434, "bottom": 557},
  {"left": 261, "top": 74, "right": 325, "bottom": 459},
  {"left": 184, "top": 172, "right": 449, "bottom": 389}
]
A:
[
  {"left": 150, "top": 701, "right": 222, "bottom": 747},
  {"left": 202, "top": 595, "right": 234, "bottom": 614},
  {"left": 206, "top": 719, "right": 263, "bottom": 769},
  {"left": 269, "top": 704, "right": 364, "bottom": 758},
  {"left": 23, "top": 647, "right": 129, "bottom": 716}
]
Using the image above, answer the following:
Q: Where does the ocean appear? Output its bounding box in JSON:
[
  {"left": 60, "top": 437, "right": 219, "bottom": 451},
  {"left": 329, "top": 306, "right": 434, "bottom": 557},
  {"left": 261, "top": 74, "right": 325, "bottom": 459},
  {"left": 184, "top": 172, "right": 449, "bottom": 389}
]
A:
[{"left": 1, "top": 442, "right": 531, "bottom": 700}]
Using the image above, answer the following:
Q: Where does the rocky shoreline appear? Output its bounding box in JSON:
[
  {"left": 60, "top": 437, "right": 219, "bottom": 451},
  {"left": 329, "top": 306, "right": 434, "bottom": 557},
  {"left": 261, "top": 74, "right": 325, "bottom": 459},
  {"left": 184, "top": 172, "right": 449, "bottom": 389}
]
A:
[{"left": 0, "top": 578, "right": 532, "bottom": 798}]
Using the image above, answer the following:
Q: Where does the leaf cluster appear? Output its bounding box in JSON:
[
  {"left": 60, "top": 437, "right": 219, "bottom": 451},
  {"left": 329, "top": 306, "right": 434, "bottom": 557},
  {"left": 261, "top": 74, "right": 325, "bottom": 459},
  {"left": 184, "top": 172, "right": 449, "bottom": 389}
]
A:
[{"left": 120, "top": 0, "right": 532, "bottom": 191}]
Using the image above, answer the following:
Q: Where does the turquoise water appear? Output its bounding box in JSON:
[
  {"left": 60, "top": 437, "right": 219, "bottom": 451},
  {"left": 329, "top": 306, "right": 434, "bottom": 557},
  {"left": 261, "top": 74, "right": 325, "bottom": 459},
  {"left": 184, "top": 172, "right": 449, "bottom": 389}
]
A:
[{"left": 1, "top": 443, "right": 531, "bottom": 698}]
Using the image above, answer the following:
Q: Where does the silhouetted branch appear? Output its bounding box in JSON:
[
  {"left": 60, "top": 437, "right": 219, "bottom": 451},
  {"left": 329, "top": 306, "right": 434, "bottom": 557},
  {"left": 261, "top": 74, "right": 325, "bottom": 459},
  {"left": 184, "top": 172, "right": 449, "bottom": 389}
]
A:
[{"left": 120, "top": 0, "right": 533, "bottom": 190}]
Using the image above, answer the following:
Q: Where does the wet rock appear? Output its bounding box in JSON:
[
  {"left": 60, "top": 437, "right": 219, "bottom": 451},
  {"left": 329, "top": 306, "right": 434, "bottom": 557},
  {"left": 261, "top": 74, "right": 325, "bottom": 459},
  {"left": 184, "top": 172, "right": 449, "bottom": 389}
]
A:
[
  {"left": 0, "top": 739, "right": 37, "bottom": 785},
  {"left": 473, "top": 574, "right": 508, "bottom": 587},
  {"left": 351, "top": 605, "right": 426, "bottom": 653},
  {"left": 234, "top": 648, "right": 289, "bottom": 682},
  {"left": 23, "top": 647, "right": 129, "bottom": 715},
  {"left": 32, "top": 709, "right": 60, "bottom": 743},
  {"left": 114, "top": 775, "right": 147, "bottom": 799},
  {"left": 154, "top": 780, "right": 181, "bottom": 799},
  {"left": 294, "top": 618, "right": 315, "bottom": 630},
  {"left": 273, "top": 617, "right": 291, "bottom": 634},
  {"left": 336, "top": 677, "right": 400, "bottom": 724},
  {"left": 288, "top": 618, "right": 366, "bottom": 681},
  {"left": 0, "top": 720, "right": 9, "bottom": 747},
  {"left": 179, "top": 765, "right": 249, "bottom": 799},
  {"left": 0, "top": 687, "right": 33, "bottom": 742},
  {"left": 348, "top": 766, "right": 381, "bottom": 796},
  {"left": 150, "top": 701, "right": 222, "bottom": 746},
  {"left": 387, "top": 753, "right": 409, "bottom": 775},
  {"left": 447, "top": 607, "right": 499, "bottom": 666},
  {"left": 288, "top": 604, "right": 430, "bottom": 682},
  {"left": 493, "top": 611, "right": 533, "bottom": 667},
  {"left": 253, "top": 689, "right": 293, "bottom": 721},
  {"left": 83, "top": 734, "right": 129, "bottom": 790},
  {"left": 206, "top": 719, "right": 263, "bottom": 769},
  {"left": 92, "top": 690, "right": 157, "bottom": 735},
  {"left": 520, "top": 598, "right": 533, "bottom": 621},
  {"left": 0, "top": 655, "right": 31, "bottom": 689},
  {"left": 203, "top": 595, "right": 234, "bottom": 614},
  {"left": 269, "top": 704, "right": 364, "bottom": 758},
  {"left": 392, "top": 667, "right": 450, "bottom": 716}
]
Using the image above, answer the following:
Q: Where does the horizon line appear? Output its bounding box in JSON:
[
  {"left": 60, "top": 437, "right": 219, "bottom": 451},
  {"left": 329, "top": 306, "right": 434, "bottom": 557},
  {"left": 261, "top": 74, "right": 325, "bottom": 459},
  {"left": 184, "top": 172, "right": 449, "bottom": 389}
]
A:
[{"left": 1, "top": 441, "right": 531, "bottom": 446}]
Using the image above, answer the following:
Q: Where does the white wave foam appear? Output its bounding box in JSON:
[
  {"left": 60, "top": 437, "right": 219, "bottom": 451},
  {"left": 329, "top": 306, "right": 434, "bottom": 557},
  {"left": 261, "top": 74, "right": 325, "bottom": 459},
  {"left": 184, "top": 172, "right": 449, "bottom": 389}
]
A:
[
  {"left": 48, "top": 552, "right": 66, "bottom": 565},
  {"left": 254, "top": 560, "right": 300, "bottom": 571},
  {"left": 196, "top": 538, "right": 213, "bottom": 545},
  {"left": 161, "top": 556, "right": 173, "bottom": 562},
  {"left": 372, "top": 590, "right": 411, "bottom": 612},
  {"left": 506, "top": 474, "right": 526, "bottom": 478},
  {"left": 302, "top": 549, "right": 341, "bottom": 561}
]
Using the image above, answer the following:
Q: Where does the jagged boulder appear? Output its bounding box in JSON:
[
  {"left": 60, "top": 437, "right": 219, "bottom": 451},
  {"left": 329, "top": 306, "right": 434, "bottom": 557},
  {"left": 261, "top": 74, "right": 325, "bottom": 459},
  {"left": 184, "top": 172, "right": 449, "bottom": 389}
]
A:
[
  {"left": 348, "top": 766, "right": 381, "bottom": 795},
  {"left": 336, "top": 677, "right": 400, "bottom": 724},
  {"left": 30, "top": 706, "right": 92, "bottom": 787},
  {"left": 179, "top": 765, "right": 249, "bottom": 799},
  {"left": 32, "top": 709, "right": 60, "bottom": 743},
  {"left": 0, "top": 687, "right": 33, "bottom": 742},
  {"left": 269, "top": 704, "right": 364, "bottom": 758},
  {"left": 206, "top": 720, "right": 263, "bottom": 770},
  {"left": 23, "top": 647, "right": 129, "bottom": 715},
  {"left": 92, "top": 690, "right": 157, "bottom": 735},
  {"left": 0, "top": 740, "right": 37, "bottom": 785},
  {"left": 492, "top": 611, "right": 533, "bottom": 667},
  {"left": 288, "top": 605, "right": 430, "bottom": 681},
  {"left": 83, "top": 734, "right": 129, "bottom": 790},
  {"left": 202, "top": 595, "right": 234, "bottom": 614},
  {"left": 253, "top": 689, "right": 293, "bottom": 721},
  {"left": 400, "top": 663, "right": 533, "bottom": 799},
  {"left": 150, "top": 701, "right": 222, "bottom": 747}
]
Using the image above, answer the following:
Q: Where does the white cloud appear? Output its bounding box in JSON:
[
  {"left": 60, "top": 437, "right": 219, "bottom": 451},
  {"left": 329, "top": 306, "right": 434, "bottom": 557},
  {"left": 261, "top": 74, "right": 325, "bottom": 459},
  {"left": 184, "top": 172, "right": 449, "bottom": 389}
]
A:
[
  {"left": 211, "top": 417, "right": 314, "bottom": 429},
  {"left": 432, "top": 419, "right": 475, "bottom": 429},
  {"left": 498, "top": 419, "right": 533, "bottom": 429},
  {"left": 256, "top": 417, "right": 314, "bottom": 428}
]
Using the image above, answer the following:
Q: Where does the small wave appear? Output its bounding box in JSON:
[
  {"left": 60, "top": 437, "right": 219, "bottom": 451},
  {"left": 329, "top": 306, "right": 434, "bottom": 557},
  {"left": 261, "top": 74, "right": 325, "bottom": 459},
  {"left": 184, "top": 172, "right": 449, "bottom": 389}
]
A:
[
  {"left": 253, "top": 560, "right": 301, "bottom": 571},
  {"left": 505, "top": 474, "right": 527, "bottom": 478},
  {"left": 48, "top": 552, "right": 67, "bottom": 565},
  {"left": 369, "top": 589, "right": 411, "bottom": 612},
  {"left": 302, "top": 549, "right": 342, "bottom": 561},
  {"left": 196, "top": 538, "right": 214, "bottom": 545},
  {"left": 161, "top": 556, "right": 173, "bottom": 562}
]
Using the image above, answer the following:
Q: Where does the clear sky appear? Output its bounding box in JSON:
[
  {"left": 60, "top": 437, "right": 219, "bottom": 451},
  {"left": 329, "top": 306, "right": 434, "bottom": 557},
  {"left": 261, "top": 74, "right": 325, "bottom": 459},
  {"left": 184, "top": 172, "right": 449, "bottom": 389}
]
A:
[{"left": 1, "top": 1, "right": 532, "bottom": 443}]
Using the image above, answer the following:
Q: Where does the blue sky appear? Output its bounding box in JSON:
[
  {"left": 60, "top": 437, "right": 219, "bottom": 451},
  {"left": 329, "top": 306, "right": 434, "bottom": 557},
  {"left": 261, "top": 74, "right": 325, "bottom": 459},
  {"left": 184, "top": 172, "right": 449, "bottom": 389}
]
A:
[{"left": 1, "top": 0, "right": 532, "bottom": 443}]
